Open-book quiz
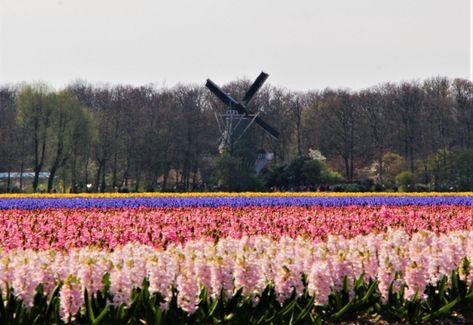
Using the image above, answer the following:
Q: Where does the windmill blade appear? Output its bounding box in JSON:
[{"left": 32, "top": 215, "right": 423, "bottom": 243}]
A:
[
  {"left": 206, "top": 79, "right": 247, "bottom": 114},
  {"left": 242, "top": 71, "right": 269, "bottom": 106},
  {"left": 254, "top": 116, "right": 279, "bottom": 139},
  {"left": 206, "top": 73, "right": 279, "bottom": 142}
]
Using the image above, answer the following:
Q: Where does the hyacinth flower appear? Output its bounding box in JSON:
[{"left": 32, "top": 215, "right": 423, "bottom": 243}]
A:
[
  {"left": 2, "top": 205, "right": 473, "bottom": 250},
  {"left": 2, "top": 194, "right": 473, "bottom": 210},
  {"left": 0, "top": 230, "right": 470, "bottom": 323},
  {"left": 59, "top": 275, "right": 83, "bottom": 323}
]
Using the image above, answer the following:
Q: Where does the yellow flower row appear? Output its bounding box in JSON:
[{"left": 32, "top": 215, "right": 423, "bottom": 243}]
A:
[{"left": 1, "top": 192, "right": 472, "bottom": 198}]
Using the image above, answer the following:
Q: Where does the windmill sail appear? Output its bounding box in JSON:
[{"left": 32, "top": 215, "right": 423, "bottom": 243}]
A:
[{"left": 205, "top": 71, "right": 279, "bottom": 150}]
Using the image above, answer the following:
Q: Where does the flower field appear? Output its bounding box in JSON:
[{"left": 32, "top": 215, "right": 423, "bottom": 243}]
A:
[{"left": 1, "top": 193, "right": 473, "bottom": 324}]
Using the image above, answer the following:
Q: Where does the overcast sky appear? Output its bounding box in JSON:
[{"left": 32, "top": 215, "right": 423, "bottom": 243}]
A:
[{"left": 0, "top": 0, "right": 470, "bottom": 91}]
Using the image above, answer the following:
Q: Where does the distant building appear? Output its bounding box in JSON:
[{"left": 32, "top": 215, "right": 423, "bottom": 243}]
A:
[
  {"left": 0, "top": 172, "right": 50, "bottom": 190},
  {"left": 255, "top": 152, "right": 274, "bottom": 174}
]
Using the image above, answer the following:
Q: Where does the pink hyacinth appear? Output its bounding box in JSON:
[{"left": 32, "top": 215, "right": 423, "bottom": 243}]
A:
[
  {"left": 0, "top": 228, "right": 472, "bottom": 314},
  {"left": 10, "top": 251, "right": 41, "bottom": 308},
  {"left": 176, "top": 259, "right": 200, "bottom": 314},
  {"left": 59, "top": 275, "right": 84, "bottom": 323},
  {"left": 274, "top": 264, "right": 304, "bottom": 305},
  {"left": 404, "top": 261, "right": 428, "bottom": 300},
  {"left": 2, "top": 205, "right": 473, "bottom": 251},
  {"left": 307, "top": 261, "right": 332, "bottom": 305},
  {"left": 233, "top": 241, "right": 262, "bottom": 299},
  {"left": 209, "top": 256, "right": 234, "bottom": 300},
  {"left": 77, "top": 257, "right": 106, "bottom": 297},
  {"left": 36, "top": 252, "right": 57, "bottom": 298},
  {"left": 148, "top": 250, "right": 179, "bottom": 310},
  {"left": 109, "top": 266, "right": 133, "bottom": 306},
  {"left": 273, "top": 237, "right": 304, "bottom": 304}
]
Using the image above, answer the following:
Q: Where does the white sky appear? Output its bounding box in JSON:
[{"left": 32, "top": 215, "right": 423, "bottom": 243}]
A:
[{"left": 0, "top": 0, "right": 470, "bottom": 91}]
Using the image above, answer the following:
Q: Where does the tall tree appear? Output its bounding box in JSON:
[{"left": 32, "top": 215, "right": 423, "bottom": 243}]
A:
[
  {"left": 46, "top": 90, "right": 95, "bottom": 192},
  {"left": 418, "top": 77, "right": 454, "bottom": 183},
  {"left": 392, "top": 82, "right": 424, "bottom": 172},
  {"left": 452, "top": 79, "right": 473, "bottom": 149},
  {"left": 358, "top": 86, "right": 392, "bottom": 184},
  {"left": 316, "top": 90, "right": 359, "bottom": 180},
  {"left": 0, "top": 86, "right": 27, "bottom": 191},
  {"left": 16, "top": 83, "right": 54, "bottom": 191}
]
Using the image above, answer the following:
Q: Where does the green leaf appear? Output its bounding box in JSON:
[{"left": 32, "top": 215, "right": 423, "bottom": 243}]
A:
[
  {"left": 293, "top": 296, "right": 315, "bottom": 323},
  {"left": 155, "top": 308, "right": 162, "bottom": 325},
  {"left": 334, "top": 291, "right": 342, "bottom": 309},
  {"left": 342, "top": 276, "right": 349, "bottom": 295},
  {"left": 438, "top": 276, "right": 447, "bottom": 302},
  {"left": 360, "top": 280, "right": 378, "bottom": 304},
  {"left": 32, "top": 314, "right": 41, "bottom": 325},
  {"left": 117, "top": 304, "right": 126, "bottom": 320},
  {"left": 224, "top": 313, "right": 235, "bottom": 321},
  {"left": 466, "top": 289, "right": 473, "bottom": 300},
  {"left": 256, "top": 313, "right": 268, "bottom": 325},
  {"left": 438, "top": 297, "right": 460, "bottom": 314},
  {"left": 422, "top": 297, "right": 461, "bottom": 322},
  {"left": 288, "top": 309, "right": 295, "bottom": 325},
  {"left": 85, "top": 290, "right": 96, "bottom": 322},
  {"left": 279, "top": 298, "right": 297, "bottom": 316},
  {"left": 330, "top": 299, "right": 353, "bottom": 321},
  {"left": 208, "top": 298, "right": 219, "bottom": 317},
  {"left": 0, "top": 288, "right": 5, "bottom": 321},
  {"left": 92, "top": 305, "right": 109, "bottom": 325},
  {"left": 451, "top": 271, "right": 459, "bottom": 293},
  {"left": 14, "top": 298, "right": 24, "bottom": 324},
  {"left": 45, "top": 284, "right": 61, "bottom": 320},
  {"left": 354, "top": 274, "right": 364, "bottom": 289}
]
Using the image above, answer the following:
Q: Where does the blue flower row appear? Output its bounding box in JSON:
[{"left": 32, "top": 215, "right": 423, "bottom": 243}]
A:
[{"left": 1, "top": 195, "right": 473, "bottom": 210}]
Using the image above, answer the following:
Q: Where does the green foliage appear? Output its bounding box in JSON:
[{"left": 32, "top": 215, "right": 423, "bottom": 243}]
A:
[
  {"left": 261, "top": 164, "right": 287, "bottom": 189},
  {"left": 369, "top": 152, "right": 407, "bottom": 189},
  {"left": 426, "top": 149, "right": 455, "bottom": 191},
  {"left": 413, "top": 183, "right": 430, "bottom": 192},
  {"left": 423, "top": 149, "right": 473, "bottom": 191},
  {"left": 15, "top": 84, "right": 56, "bottom": 191},
  {"left": 320, "top": 168, "right": 344, "bottom": 184},
  {"left": 46, "top": 91, "right": 97, "bottom": 191},
  {"left": 14, "top": 85, "right": 97, "bottom": 192},
  {"left": 263, "top": 153, "right": 343, "bottom": 190},
  {"left": 301, "top": 160, "right": 322, "bottom": 185},
  {"left": 213, "top": 151, "right": 260, "bottom": 192},
  {"left": 395, "top": 171, "right": 416, "bottom": 192},
  {"left": 329, "top": 183, "right": 367, "bottom": 192},
  {"left": 15, "top": 83, "right": 54, "bottom": 129},
  {"left": 453, "top": 150, "right": 473, "bottom": 190},
  {"left": 285, "top": 156, "right": 311, "bottom": 186}
]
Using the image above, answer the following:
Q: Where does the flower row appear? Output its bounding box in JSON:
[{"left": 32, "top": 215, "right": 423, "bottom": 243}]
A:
[
  {"left": 1, "top": 192, "right": 473, "bottom": 199},
  {"left": 2, "top": 195, "right": 473, "bottom": 210},
  {"left": 1, "top": 230, "right": 473, "bottom": 322},
  {"left": 1, "top": 205, "right": 473, "bottom": 250}
]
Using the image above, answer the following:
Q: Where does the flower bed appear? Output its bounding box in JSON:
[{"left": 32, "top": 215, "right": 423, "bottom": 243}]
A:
[
  {"left": 0, "top": 194, "right": 473, "bottom": 323},
  {"left": 1, "top": 194, "right": 473, "bottom": 210},
  {"left": 1, "top": 205, "right": 473, "bottom": 250}
]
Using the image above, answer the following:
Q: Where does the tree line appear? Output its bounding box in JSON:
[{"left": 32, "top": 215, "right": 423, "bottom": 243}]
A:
[{"left": 0, "top": 76, "right": 473, "bottom": 193}]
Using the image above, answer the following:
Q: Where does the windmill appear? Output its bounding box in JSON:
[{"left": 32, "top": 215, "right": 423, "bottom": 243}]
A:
[{"left": 205, "top": 71, "right": 279, "bottom": 154}]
